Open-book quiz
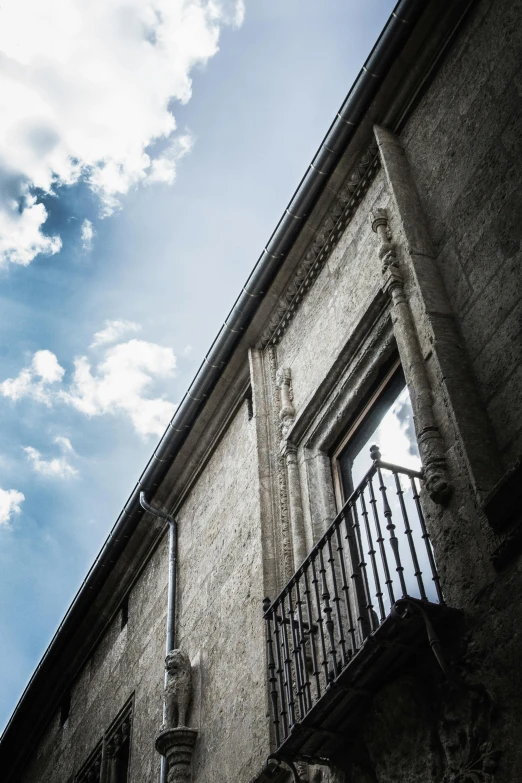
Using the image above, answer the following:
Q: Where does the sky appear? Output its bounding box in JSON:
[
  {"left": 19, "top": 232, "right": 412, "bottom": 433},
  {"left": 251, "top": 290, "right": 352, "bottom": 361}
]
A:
[{"left": 0, "top": 0, "right": 397, "bottom": 731}]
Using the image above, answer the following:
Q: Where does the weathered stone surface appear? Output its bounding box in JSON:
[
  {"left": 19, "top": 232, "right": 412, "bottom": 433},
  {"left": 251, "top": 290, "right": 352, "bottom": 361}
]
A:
[{"left": 12, "top": 1, "right": 522, "bottom": 782}]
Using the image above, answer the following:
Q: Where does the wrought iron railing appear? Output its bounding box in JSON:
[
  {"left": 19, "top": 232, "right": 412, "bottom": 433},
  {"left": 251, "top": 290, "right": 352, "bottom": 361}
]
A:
[{"left": 263, "top": 446, "right": 443, "bottom": 749}]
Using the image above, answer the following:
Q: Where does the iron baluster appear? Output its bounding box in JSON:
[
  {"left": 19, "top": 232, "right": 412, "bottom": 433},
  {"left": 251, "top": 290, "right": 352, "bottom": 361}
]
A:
[
  {"left": 279, "top": 596, "right": 297, "bottom": 729},
  {"left": 263, "top": 600, "right": 281, "bottom": 747},
  {"left": 343, "top": 502, "right": 372, "bottom": 638},
  {"left": 334, "top": 516, "right": 357, "bottom": 654},
  {"left": 376, "top": 463, "right": 408, "bottom": 597},
  {"left": 367, "top": 475, "right": 395, "bottom": 608},
  {"left": 294, "top": 577, "right": 313, "bottom": 713},
  {"left": 318, "top": 546, "right": 339, "bottom": 680},
  {"left": 287, "top": 586, "right": 306, "bottom": 720},
  {"left": 326, "top": 532, "right": 348, "bottom": 667},
  {"left": 358, "top": 487, "right": 384, "bottom": 625},
  {"left": 393, "top": 471, "right": 427, "bottom": 600},
  {"left": 302, "top": 566, "right": 321, "bottom": 701},
  {"left": 271, "top": 607, "right": 288, "bottom": 739},
  {"left": 411, "top": 477, "right": 444, "bottom": 603},
  {"left": 311, "top": 555, "right": 330, "bottom": 689}
]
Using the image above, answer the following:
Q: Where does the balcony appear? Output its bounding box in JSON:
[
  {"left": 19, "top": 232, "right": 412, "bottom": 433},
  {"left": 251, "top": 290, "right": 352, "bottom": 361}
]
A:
[{"left": 263, "top": 448, "right": 450, "bottom": 765}]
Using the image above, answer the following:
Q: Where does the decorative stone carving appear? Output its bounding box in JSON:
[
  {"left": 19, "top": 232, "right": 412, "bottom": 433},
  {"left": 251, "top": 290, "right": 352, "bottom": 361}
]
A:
[
  {"left": 258, "top": 145, "right": 380, "bottom": 349},
  {"left": 274, "top": 365, "right": 307, "bottom": 567},
  {"left": 106, "top": 715, "right": 131, "bottom": 783},
  {"left": 276, "top": 366, "right": 296, "bottom": 441},
  {"left": 156, "top": 650, "right": 197, "bottom": 783},
  {"left": 268, "top": 347, "right": 294, "bottom": 582},
  {"left": 440, "top": 682, "right": 500, "bottom": 783},
  {"left": 165, "top": 649, "right": 193, "bottom": 729},
  {"left": 371, "top": 208, "right": 452, "bottom": 504},
  {"left": 155, "top": 727, "right": 198, "bottom": 783}
]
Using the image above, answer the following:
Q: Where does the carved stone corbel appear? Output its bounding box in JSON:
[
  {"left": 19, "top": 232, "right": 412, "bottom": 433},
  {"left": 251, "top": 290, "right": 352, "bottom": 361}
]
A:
[
  {"left": 371, "top": 208, "right": 452, "bottom": 504},
  {"left": 276, "top": 367, "right": 308, "bottom": 567},
  {"left": 155, "top": 650, "right": 198, "bottom": 783}
]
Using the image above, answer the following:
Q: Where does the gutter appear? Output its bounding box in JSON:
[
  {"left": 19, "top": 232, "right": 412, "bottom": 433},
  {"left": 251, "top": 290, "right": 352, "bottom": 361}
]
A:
[{"left": 1, "top": 0, "right": 429, "bottom": 754}]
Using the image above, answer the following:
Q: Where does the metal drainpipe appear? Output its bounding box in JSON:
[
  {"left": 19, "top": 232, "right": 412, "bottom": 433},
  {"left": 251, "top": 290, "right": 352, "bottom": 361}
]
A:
[{"left": 139, "top": 492, "right": 177, "bottom": 783}]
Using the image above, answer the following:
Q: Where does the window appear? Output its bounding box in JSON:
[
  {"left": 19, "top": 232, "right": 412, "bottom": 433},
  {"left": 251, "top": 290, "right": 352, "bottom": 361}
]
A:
[
  {"left": 74, "top": 701, "right": 132, "bottom": 783},
  {"left": 335, "top": 361, "right": 420, "bottom": 498},
  {"left": 60, "top": 690, "right": 71, "bottom": 727},
  {"left": 120, "top": 595, "right": 129, "bottom": 630},
  {"left": 334, "top": 361, "right": 438, "bottom": 607}
]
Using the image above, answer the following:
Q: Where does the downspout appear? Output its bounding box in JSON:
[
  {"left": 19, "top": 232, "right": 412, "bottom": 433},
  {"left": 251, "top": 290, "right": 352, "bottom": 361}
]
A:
[{"left": 139, "top": 492, "right": 177, "bottom": 783}]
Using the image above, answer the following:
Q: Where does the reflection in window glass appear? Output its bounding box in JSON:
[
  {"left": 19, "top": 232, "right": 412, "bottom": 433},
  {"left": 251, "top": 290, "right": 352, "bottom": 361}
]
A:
[
  {"left": 337, "top": 367, "right": 438, "bottom": 606},
  {"left": 338, "top": 367, "right": 420, "bottom": 496}
]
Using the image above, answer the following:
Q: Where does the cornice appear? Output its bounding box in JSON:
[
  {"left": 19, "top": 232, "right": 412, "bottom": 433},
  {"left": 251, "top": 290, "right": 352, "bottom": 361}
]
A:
[{"left": 258, "top": 144, "right": 380, "bottom": 349}]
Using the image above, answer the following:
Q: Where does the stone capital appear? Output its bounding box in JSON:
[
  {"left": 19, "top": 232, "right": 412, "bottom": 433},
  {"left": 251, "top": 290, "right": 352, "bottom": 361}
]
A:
[{"left": 156, "top": 727, "right": 198, "bottom": 783}]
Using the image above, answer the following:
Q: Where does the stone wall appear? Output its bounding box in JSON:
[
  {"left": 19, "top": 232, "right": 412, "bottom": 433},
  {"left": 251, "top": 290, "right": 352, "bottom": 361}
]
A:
[
  {"left": 15, "top": 1, "right": 522, "bottom": 782},
  {"left": 175, "top": 398, "right": 268, "bottom": 782},
  {"left": 276, "top": 170, "right": 387, "bottom": 417},
  {"left": 403, "top": 0, "right": 522, "bottom": 468},
  {"left": 21, "top": 540, "right": 168, "bottom": 783}
]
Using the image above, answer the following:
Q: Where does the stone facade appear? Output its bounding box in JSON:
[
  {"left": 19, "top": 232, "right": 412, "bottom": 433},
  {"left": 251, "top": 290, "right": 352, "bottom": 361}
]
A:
[{"left": 3, "top": 1, "right": 522, "bottom": 782}]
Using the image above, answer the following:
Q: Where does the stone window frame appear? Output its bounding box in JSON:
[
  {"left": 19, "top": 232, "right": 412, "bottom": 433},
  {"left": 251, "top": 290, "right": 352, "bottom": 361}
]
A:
[
  {"left": 73, "top": 696, "right": 134, "bottom": 783},
  {"left": 286, "top": 296, "right": 399, "bottom": 548},
  {"left": 330, "top": 355, "right": 404, "bottom": 508}
]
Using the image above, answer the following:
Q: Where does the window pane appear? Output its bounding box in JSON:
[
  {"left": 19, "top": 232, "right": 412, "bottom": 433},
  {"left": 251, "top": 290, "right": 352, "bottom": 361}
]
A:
[
  {"left": 338, "top": 368, "right": 420, "bottom": 496},
  {"left": 337, "top": 368, "right": 438, "bottom": 607}
]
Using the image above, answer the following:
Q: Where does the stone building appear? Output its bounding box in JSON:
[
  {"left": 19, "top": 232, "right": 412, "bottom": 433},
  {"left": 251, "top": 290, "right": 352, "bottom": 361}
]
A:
[{"left": 2, "top": 0, "right": 522, "bottom": 781}]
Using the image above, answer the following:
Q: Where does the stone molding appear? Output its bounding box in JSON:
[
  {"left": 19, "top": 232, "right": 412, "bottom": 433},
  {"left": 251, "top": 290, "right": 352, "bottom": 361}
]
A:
[
  {"left": 258, "top": 145, "right": 380, "bottom": 349},
  {"left": 371, "top": 207, "right": 453, "bottom": 505},
  {"left": 155, "top": 728, "right": 198, "bottom": 783},
  {"left": 267, "top": 346, "right": 294, "bottom": 583}
]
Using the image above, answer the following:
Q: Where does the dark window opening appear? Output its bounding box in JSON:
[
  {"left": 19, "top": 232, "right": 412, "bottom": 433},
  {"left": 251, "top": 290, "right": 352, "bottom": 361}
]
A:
[
  {"left": 106, "top": 713, "right": 132, "bottom": 783},
  {"left": 60, "top": 690, "right": 71, "bottom": 726},
  {"left": 74, "top": 703, "right": 132, "bottom": 783},
  {"left": 245, "top": 386, "right": 254, "bottom": 420},
  {"left": 120, "top": 595, "right": 129, "bottom": 630}
]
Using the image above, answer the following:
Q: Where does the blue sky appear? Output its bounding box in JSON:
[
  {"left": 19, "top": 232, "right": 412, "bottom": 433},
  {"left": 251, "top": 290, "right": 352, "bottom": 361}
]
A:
[{"left": 0, "top": 0, "right": 396, "bottom": 731}]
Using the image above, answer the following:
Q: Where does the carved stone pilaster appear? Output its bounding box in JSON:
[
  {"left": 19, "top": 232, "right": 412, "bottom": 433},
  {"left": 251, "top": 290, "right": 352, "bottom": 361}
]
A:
[
  {"left": 276, "top": 366, "right": 296, "bottom": 441},
  {"left": 155, "top": 728, "right": 198, "bottom": 783},
  {"left": 371, "top": 208, "right": 453, "bottom": 505},
  {"left": 156, "top": 650, "right": 197, "bottom": 783},
  {"left": 282, "top": 441, "right": 308, "bottom": 567},
  {"left": 275, "top": 366, "right": 308, "bottom": 567},
  {"left": 268, "top": 347, "right": 294, "bottom": 582}
]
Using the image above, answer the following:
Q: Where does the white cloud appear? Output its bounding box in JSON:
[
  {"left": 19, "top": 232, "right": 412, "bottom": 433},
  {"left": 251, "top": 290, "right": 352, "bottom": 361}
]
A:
[
  {"left": 63, "top": 339, "right": 177, "bottom": 437},
  {"left": 90, "top": 319, "right": 141, "bottom": 348},
  {"left": 80, "top": 219, "right": 95, "bottom": 251},
  {"left": 0, "top": 350, "right": 65, "bottom": 404},
  {"left": 147, "top": 134, "right": 194, "bottom": 186},
  {"left": 31, "top": 350, "right": 65, "bottom": 383},
  {"left": 0, "top": 0, "right": 245, "bottom": 264},
  {"left": 0, "top": 190, "right": 62, "bottom": 266},
  {"left": 0, "top": 328, "right": 177, "bottom": 437},
  {"left": 23, "top": 436, "right": 78, "bottom": 479},
  {"left": 0, "top": 488, "right": 25, "bottom": 526}
]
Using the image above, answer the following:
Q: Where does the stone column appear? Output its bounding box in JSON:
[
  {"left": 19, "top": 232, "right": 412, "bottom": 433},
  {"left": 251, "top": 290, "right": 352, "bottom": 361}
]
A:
[
  {"left": 371, "top": 208, "right": 452, "bottom": 504},
  {"left": 105, "top": 714, "right": 130, "bottom": 783},
  {"left": 276, "top": 367, "right": 308, "bottom": 568},
  {"left": 283, "top": 442, "right": 308, "bottom": 567},
  {"left": 155, "top": 728, "right": 198, "bottom": 783},
  {"left": 374, "top": 125, "right": 501, "bottom": 502}
]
